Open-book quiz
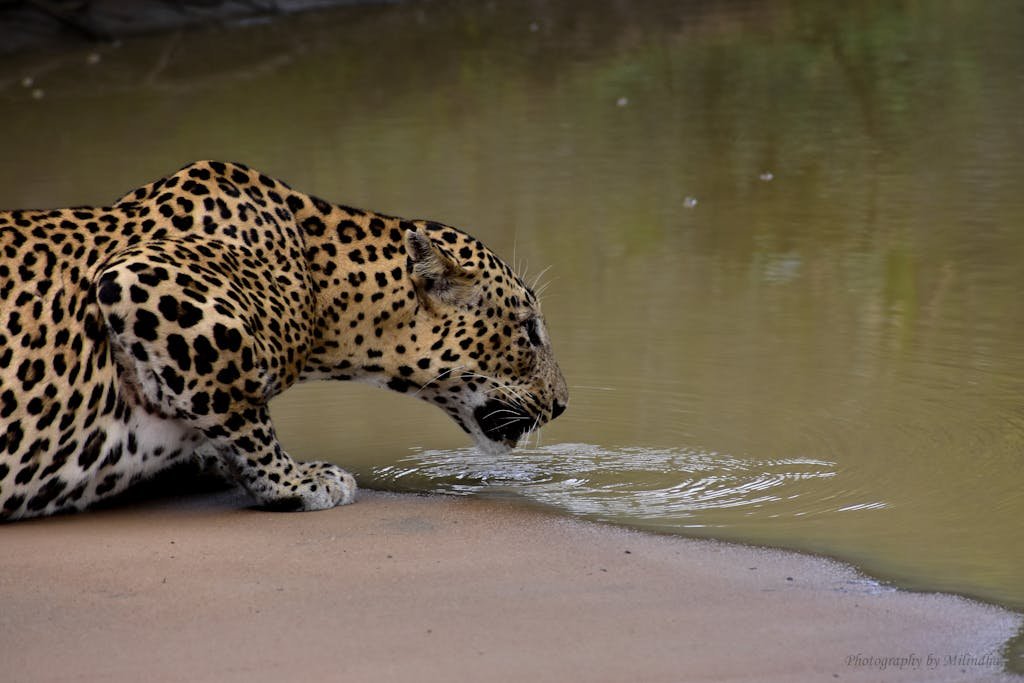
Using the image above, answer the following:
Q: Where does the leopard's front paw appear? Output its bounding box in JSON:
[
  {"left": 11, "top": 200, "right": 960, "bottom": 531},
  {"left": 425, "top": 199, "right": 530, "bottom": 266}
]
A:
[
  {"left": 260, "top": 461, "right": 357, "bottom": 511},
  {"left": 299, "top": 460, "right": 357, "bottom": 509},
  {"left": 305, "top": 464, "right": 358, "bottom": 507}
]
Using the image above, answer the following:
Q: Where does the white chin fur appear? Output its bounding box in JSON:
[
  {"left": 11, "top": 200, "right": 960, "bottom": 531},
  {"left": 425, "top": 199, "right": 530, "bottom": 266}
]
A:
[
  {"left": 465, "top": 420, "right": 516, "bottom": 456},
  {"left": 474, "top": 437, "right": 515, "bottom": 456}
]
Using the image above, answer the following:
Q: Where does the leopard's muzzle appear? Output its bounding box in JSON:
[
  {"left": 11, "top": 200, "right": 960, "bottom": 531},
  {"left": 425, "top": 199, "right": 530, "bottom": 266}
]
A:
[
  {"left": 472, "top": 397, "right": 568, "bottom": 447},
  {"left": 473, "top": 399, "right": 536, "bottom": 447}
]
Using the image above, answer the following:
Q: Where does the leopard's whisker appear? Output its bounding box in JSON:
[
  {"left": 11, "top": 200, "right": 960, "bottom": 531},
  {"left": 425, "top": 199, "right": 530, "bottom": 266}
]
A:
[
  {"left": 482, "top": 408, "right": 526, "bottom": 422},
  {"left": 459, "top": 371, "right": 530, "bottom": 408},
  {"left": 534, "top": 277, "right": 557, "bottom": 299},
  {"left": 413, "top": 364, "right": 467, "bottom": 396},
  {"left": 530, "top": 265, "right": 554, "bottom": 293}
]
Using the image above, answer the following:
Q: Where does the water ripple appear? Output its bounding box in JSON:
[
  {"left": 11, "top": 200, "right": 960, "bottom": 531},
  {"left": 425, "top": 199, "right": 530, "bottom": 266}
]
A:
[{"left": 370, "top": 443, "right": 878, "bottom": 526}]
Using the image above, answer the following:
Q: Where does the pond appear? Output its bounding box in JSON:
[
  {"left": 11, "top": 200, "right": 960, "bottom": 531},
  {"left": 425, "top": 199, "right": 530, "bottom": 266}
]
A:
[{"left": 1, "top": 0, "right": 1021, "bottom": 612}]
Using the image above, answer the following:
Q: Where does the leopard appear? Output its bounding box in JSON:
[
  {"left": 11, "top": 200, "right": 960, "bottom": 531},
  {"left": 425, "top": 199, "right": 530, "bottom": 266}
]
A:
[{"left": 0, "top": 161, "right": 568, "bottom": 521}]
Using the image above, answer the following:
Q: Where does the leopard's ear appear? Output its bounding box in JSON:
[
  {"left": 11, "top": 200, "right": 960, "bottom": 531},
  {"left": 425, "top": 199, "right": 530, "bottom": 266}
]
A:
[{"left": 404, "top": 229, "right": 475, "bottom": 307}]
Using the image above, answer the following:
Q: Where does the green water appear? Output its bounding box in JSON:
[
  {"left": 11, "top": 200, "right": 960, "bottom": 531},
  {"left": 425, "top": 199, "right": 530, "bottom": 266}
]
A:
[{"left": 1, "top": 1, "right": 1021, "bottom": 612}]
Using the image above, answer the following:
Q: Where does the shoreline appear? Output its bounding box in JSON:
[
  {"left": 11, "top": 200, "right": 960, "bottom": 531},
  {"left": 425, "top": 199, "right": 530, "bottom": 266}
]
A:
[
  {"left": 1, "top": 489, "right": 1021, "bottom": 682},
  {"left": 484, "top": 491, "right": 1024, "bottom": 619}
]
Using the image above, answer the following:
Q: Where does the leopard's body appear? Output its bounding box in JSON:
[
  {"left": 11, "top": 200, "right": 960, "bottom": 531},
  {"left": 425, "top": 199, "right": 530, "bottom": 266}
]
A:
[{"left": 0, "top": 161, "right": 567, "bottom": 520}]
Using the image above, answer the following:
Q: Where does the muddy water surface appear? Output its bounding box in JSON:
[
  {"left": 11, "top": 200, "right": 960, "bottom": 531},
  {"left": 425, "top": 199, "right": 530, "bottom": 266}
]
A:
[{"left": 1, "top": 0, "right": 1021, "bottom": 611}]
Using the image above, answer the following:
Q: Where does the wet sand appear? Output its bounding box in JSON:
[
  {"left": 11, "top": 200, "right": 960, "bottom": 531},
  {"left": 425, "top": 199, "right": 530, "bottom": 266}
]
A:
[{"left": 1, "top": 490, "right": 1019, "bottom": 682}]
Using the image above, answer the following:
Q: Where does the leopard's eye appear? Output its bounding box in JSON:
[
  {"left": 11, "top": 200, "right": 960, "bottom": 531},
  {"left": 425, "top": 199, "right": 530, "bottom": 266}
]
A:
[{"left": 524, "top": 316, "right": 543, "bottom": 347}]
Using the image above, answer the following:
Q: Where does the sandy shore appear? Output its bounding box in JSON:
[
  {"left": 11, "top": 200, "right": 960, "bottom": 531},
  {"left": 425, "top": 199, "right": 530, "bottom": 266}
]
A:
[{"left": 1, "top": 490, "right": 1019, "bottom": 683}]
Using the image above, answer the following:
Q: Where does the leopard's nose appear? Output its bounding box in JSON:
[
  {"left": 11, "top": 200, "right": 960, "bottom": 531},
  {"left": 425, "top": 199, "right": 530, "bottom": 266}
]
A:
[{"left": 551, "top": 400, "right": 567, "bottom": 420}]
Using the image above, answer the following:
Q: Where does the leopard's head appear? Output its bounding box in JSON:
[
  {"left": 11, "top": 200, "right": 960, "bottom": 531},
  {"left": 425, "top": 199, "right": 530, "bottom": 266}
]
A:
[{"left": 400, "top": 227, "right": 568, "bottom": 452}]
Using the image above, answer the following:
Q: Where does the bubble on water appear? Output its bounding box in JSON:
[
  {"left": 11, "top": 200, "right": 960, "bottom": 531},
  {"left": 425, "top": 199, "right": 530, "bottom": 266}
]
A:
[
  {"left": 528, "top": 21, "right": 539, "bottom": 32},
  {"left": 20, "top": 76, "right": 34, "bottom": 88},
  {"left": 86, "top": 52, "right": 101, "bottom": 65},
  {"left": 759, "top": 171, "right": 774, "bottom": 182},
  {"left": 616, "top": 96, "right": 629, "bottom": 107},
  {"left": 683, "top": 196, "right": 698, "bottom": 208},
  {"left": 31, "top": 88, "right": 45, "bottom": 100}
]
